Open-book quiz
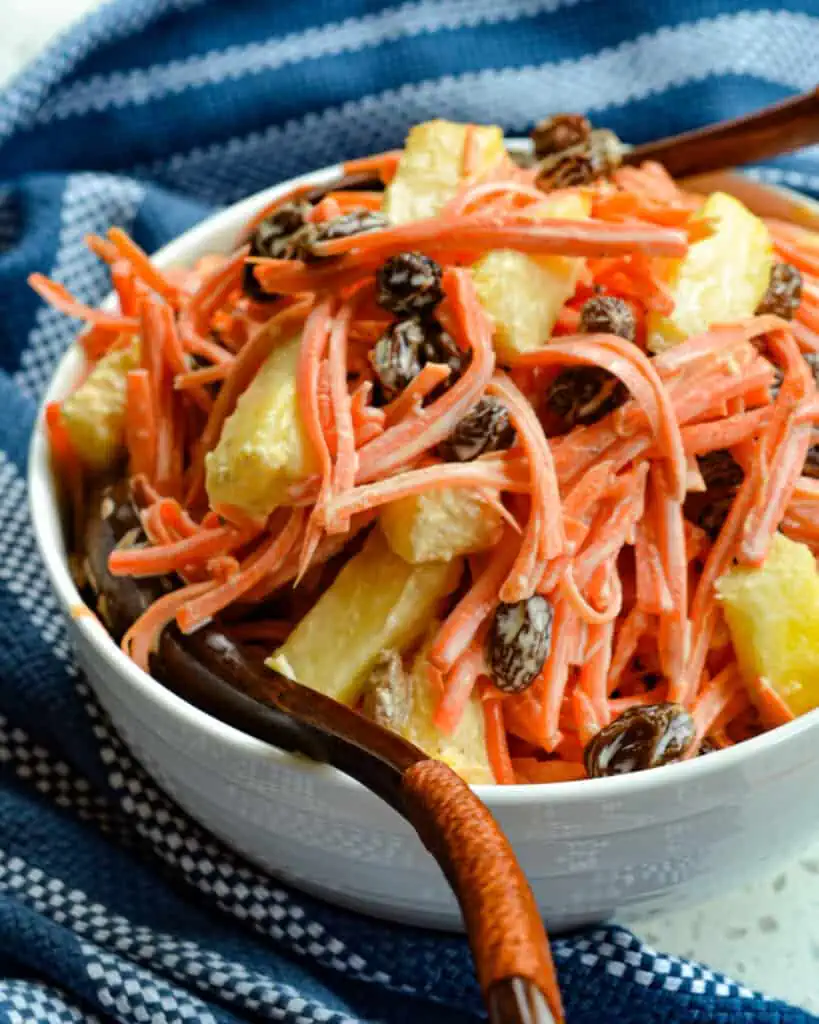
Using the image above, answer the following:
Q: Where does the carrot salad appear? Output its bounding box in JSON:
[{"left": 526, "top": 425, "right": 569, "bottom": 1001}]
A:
[{"left": 36, "top": 116, "right": 819, "bottom": 786}]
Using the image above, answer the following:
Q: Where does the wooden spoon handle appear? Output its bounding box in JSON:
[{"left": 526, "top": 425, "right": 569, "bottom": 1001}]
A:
[
  {"left": 402, "top": 760, "right": 563, "bottom": 1024},
  {"left": 86, "top": 496, "right": 564, "bottom": 1024},
  {"left": 622, "top": 86, "right": 819, "bottom": 179}
]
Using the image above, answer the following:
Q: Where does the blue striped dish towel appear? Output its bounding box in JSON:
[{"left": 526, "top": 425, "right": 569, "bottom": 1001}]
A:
[{"left": 0, "top": 2, "right": 817, "bottom": 1021}]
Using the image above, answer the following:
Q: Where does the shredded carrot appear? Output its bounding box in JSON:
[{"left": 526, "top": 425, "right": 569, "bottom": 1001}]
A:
[
  {"left": 324, "top": 191, "right": 384, "bottom": 212},
  {"left": 313, "top": 213, "right": 689, "bottom": 261},
  {"left": 435, "top": 641, "right": 486, "bottom": 736},
  {"left": 513, "top": 758, "right": 586, "bottom": 783},
  {"left": 123, "top": 580, "right": 216, "bottom": 671},
  {"left": 107, "top": 227, "right": 180, "bottom": 306},
  {"left": 35, "top": 147, "right": 819, "bottom": 790},
  {"left": 539, "top": 599, "right": 577, "bottom": 751},
  {"left": 382, "top": 363, "right": 451, "bottom": 425},
  {"left": 109, "top": 523, "right": 248, "bottom": 578},
  {"left": 482, "top": 690, "right": 516, "bottom": 785},
  {"left": 342, "top": 149, "right": 402, "bottom": 183},
  {"left": 125, "top": 370, "right": 157, "bottom": 480},
  {"left": 429, "top": 529, "right": 519, "bottom": 674},
  {"left": 28, "top": 274, "right": 138, "bottom": 332},
  {"left": 176, "top": 509, "right": 304, "bottom": 633}
]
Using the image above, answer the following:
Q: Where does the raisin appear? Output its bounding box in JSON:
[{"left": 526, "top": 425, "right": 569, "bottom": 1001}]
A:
[
  {"left": 298, "top": 210, "right": 389, "bottom": 262},
  {"left": 755, "top": 262, "right": 802, "bottom": 320},
  {"left": 536, "top": 129, "right": 623, "bottom": 191},
  {"left": 544, "top": 295, "right": 635, "bottom": 429},
  {"left": 243, "top": 200, "right": 312, "bottom": 301},
  {"left": 370, "top": 317, "right": 467, "bottom": 405},
  {"left": 439, "top": 396, "right": 516, "bottom": 462},
  {"left": 422, "top": 323, "right": 470, "bottom": 384},
  {"left": 369, "top": 319, "right": 425, "bottom": 402},
  {"left": 688, "top": 490, "right": 735, "bottom": 540},
  {"left": 584, "top": 703, "right": 696, "bottom": 778},
  {"left": 376, "top": 252, "right": 443, "bottom": 317},
  {"left": 531, "top": 113, "right": 591, "bottom": 159},
  {"left": 580, "top": 295, "right": 637, "bottom": 342},
  {"left": 545, "top": 366, "right": 627, "bottom": 429},
  {"left": 487, "top": 596, "right": 553, "bottom": 695},
  {"left": 361, "top": 651, "right": 411, "bottom": 732},
  {"left": 698, "top": 450, "right": 744, "bottom": 491}
]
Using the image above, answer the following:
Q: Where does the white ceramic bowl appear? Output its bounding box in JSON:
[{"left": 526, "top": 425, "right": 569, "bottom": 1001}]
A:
[{"left": 28, "top": 159, "right": 819, "bottom": 932}]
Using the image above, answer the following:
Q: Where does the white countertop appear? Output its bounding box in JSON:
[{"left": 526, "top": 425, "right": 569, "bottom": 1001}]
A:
[{"left": 2, "top": 0, "right": 818, "bottom": 1013}]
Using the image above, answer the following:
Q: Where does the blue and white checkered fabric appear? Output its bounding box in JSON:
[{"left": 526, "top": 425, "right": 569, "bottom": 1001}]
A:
[{"left": 0, "top": 1, "right": 817, "bottom": 1021}]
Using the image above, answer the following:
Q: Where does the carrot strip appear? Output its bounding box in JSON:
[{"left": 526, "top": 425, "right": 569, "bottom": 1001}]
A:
[
  {"left": 382, "top": 364, "right": 451, "bottom": 426},
  {"left": 482, "top": 692, "right": 515, "bottom": 785},
  {"left": 572, "top": 686, "right": 602, "bottom": 747},
  {"left": 342, "top": 149, "right": 402, "bottom": 183},
  {"left": 322, "top": 456, "right": 529, "bottom": 520},
  {"left": 688, "top": 664, "right": 741, "bottom": 754},
  {"left": 540, "top": 599, "right": 576, "bottom": 751},
  {"left": 324, "top": 300, "right": 358, "bottom": 533},
  {"left": 176, "top": 509, "right": 304, "bottom": 633},
  {"left": 523, "top": 333, "right": 687, "bottom": 500},
  {"left": 429, "top": 529, "right": 519, "bottom": 674},
  {"left": 679, "top": 406, "right": 771, "bottom": 455},
  {"left": 28, "top": 274, "right": 138, "bottom": 332},
  {"left": 107, "top": 227, "right": 180, "bottom": 306},
  {"left": 513, "top": 759, "right": 586, "bottom": 783},
  {"left": 634, "top": 518, "right": 674, "bottom": 615},
  {"left": 240, "top": 510, "right": 376, "bottom": 603},
  {"left": 491, "top": 373, "right": 564, "bottom": 584},
  {"left": 85, "top": 233, "right": 120, "bottom": 263},
  {"left": 323, "top": 191, "right": 384, "bottom": 212},
  {"left": 434, "top": 642, "right": 486, "bottom": 736},
  {"left": 752, "top": 677, "right": 795, "bottom": 729},
  {"left": 297, "top": 298, "right": 336, "bottom": 578},
  {"left": 123, "top": 580, "right": 216, "bottom": 672},
  {"left": 649, "top": 467, "right": 689, "bottom": 699},
  {"left": 111, "top": 261, "right": 139, "bottom": 317},
  {"left": 108, "top": 524, "right": 248, "bottom": 578},
  {"left": 179, "top": 247, "right": 248, "bottom": 351},
  {"left": 578, "top": 620, "right": 614, "bottom": 728},
  {"left": 354, "top": 268, "right": 495, "bottom": 483},
  {"left": 125, "top": 370, "right": 157, "bottom": 481},
  {"left": 607, "top": 607, "right": 650, "bottom": 694},
  {"left": 174, "top": 364, "right": 230, "bottom": 389},
  {"left": 314, "top": 212, "right": 688, "bottom": 261}
]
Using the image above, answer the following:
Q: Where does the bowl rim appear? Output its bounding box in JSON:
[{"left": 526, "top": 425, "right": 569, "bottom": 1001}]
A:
[{"left": 27, "top": 152, "right": 819, "bottom": 807}]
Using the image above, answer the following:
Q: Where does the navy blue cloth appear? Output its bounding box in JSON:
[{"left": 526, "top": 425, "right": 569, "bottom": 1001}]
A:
[{"left": 0, "top": 1, "right": 817, "bottom": 1021}]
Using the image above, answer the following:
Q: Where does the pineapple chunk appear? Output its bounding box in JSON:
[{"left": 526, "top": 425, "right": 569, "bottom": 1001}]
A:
[
  {"left": 382, "top": 119, "right": 505, "bottom": 225},
  {"left": 380, "top": 487, "right": 503, "bottom": 564},
  {"left": 267, "top": 528, "right": 462, "bottom": 705},
  {"left": 362, "top": 640, "right": 494, "bottom": 784},
  {"left": 717, "top": 532, "right": 819, "bottom": 717},
  {"left": 62, "top": 336, "right": 140, "bottom": 472},
  {"left": 647, "top": 191, "right": 773, "bottom": 354},
  {"left": 472, "top": 190, "right": 592, "bottom": 359},
  {"left": 205, "top": 335, "right": 316, "bottom": 519}
]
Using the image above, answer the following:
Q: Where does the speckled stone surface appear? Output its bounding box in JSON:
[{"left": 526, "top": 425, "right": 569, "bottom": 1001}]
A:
[{"left": 3, "top": 0, "right": 818, "bottom": 1012}]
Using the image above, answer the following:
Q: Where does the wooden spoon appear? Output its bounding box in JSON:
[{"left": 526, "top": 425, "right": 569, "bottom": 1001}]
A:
[
  {"left": 622, "top": 86, "right": 819, "bottom": 179},
  {"left": 86, "top": 496, "right": 563, "bottom": 1024}
]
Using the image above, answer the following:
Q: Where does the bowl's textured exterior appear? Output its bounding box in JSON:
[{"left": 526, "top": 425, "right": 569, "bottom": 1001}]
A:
[{"left": 29, "top": 160, "right": 819, "bottom": 932}]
